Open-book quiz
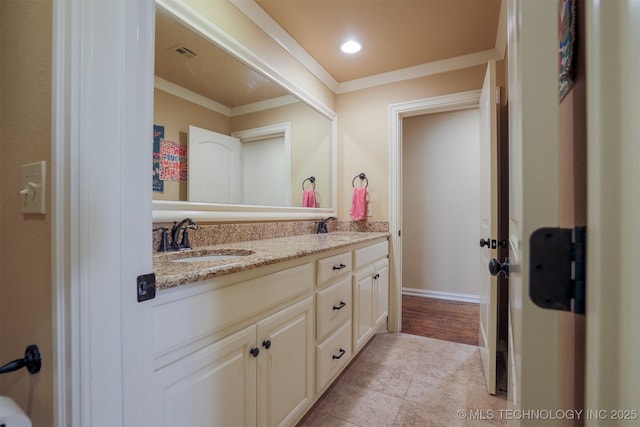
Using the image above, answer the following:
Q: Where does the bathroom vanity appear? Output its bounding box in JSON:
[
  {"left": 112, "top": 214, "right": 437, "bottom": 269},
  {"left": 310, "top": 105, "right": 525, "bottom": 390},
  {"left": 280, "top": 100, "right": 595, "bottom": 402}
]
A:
[{"left": 151, "top": 232, "right": 389, "bottom": 426}]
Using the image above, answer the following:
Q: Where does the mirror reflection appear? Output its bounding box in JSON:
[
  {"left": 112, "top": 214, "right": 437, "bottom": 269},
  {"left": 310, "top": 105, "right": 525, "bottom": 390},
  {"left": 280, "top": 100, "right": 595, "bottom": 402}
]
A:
[{"left": 153, "top": 10, "right": 333, "bottom": 208}]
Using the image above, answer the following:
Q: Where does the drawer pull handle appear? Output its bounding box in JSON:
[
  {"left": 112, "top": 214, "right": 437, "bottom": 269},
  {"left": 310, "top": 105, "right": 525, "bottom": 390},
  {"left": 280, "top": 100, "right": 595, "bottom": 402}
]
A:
[
  {"left": 333, "top": 263, "right": 347, "bottom": 271},
  {"left": 262, "top": 340, "right": 272, "bottom": 349},
  {"left": 250, "top": 347, "right": 260, "bottom": 358},
  {"left": 332, "top": 301, "right": 346, "bottom": 310},
  {"left": 332, "top": 348, "right": 346, "bottom": 360}
]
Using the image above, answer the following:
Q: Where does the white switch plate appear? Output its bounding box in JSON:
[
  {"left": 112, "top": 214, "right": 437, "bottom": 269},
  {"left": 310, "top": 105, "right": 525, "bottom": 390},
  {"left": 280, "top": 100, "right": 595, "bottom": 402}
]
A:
[{"left": 21, "top": 161, "right": 46, "bottom": 214}]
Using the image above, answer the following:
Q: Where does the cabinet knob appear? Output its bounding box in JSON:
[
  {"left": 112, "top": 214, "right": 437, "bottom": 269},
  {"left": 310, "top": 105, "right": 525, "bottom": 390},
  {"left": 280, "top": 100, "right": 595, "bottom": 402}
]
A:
[
  {"left": 262, "top": 340, "right": 272, "bottom": 349},
  {"left": 250, "top": 347, "right": 260, "bottom": 358},
  {"left": 332, "top": 263, "right": 347, "bottom": 271},
  {"left": 332, "top": 301, "right": 346, "bottom": 310}
]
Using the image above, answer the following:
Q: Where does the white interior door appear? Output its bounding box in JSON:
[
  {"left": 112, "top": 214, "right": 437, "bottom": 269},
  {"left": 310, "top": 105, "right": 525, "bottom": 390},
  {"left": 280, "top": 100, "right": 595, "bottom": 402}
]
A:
[
  {"left": 507, "top": 0, "right": 561, "bottom": 420},
  {"left": 242, "top": 136, "right": 288, "bottom": 206},
  {"left": 188, "top": 125, "right": 242, "bottom": 203},
  {"left": 478, "top": 60, "right": 498, "bottom": 395}
]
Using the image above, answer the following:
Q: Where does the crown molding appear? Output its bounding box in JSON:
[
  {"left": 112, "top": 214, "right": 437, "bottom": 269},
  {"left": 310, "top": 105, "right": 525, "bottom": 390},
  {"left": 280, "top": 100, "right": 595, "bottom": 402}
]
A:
[
  {"left": 155, "top": 76, "right": 231, "bottom": 116},
  {"left": 337, "top": 49, "right": 500, "bottom": 94},
  {"left": 495, "top": 0, "right": 508, "bottom": 59},
  {"left": 228, "top": 0, "right": 339, "bottom": 92},
  {"left": 231, "top": 94, "right": 299, "bottom": 116}
]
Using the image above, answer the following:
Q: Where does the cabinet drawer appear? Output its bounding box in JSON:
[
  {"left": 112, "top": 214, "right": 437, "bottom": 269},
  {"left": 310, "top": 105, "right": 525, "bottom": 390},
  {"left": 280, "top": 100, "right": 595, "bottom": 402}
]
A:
[
  {"left": 316, "top": 252, "right": 352, "bottom": 286},
  {"left": 353, "top": 240, "right": 388, "bottom": 269},
  {"left": 316, "top": 321, "right": 352, "bottom": 393},
  {"left": 316, "top": 276, "right": 352, "bottom": 341}
]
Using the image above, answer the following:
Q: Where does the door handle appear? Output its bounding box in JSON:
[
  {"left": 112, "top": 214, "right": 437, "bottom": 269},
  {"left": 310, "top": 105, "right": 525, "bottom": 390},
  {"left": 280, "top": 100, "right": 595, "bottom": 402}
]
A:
[
  {"left": 489, "top": 257, "right": 510, "bottom": 278},
  {"left": 479, "top": 238, "right": 491, "bottom": 248}
]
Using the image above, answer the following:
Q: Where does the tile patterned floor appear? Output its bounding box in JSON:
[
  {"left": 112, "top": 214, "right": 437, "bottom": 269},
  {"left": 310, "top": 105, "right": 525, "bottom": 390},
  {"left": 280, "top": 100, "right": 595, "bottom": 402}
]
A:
[{"left": 298, "top": 333, "right": 506, "bottom": 427}]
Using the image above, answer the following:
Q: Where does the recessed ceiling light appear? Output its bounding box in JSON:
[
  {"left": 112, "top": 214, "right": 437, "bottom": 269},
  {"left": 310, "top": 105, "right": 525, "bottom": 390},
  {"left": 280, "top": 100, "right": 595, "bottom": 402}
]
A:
[{"left": 340, "top": 40, "right": 362, "bottom": 54}]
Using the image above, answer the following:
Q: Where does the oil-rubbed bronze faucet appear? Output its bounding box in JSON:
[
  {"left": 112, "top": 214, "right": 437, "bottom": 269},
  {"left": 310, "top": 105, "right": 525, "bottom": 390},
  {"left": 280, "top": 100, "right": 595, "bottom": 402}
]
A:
[
  {"left": 170, "top": 218, "right": 197, "bottom": 250},
  {"left": 317, "top": 216, "right": 337, "bottom": 234}
]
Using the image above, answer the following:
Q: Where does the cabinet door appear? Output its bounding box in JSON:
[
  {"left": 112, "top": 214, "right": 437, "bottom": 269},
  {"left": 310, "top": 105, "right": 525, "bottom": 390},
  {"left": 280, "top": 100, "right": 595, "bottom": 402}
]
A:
[
  {"left": 256, "top": 296, "right": 314, "bottom": 427},
  {"left": 374, "top": 259, "right": 389, "bottom": 328},
  {"left": 353, "top": 266, "right": 375, "bottom": 352},
  {"left": 155, "top": 324, "right": 257, "bottom": 427}
]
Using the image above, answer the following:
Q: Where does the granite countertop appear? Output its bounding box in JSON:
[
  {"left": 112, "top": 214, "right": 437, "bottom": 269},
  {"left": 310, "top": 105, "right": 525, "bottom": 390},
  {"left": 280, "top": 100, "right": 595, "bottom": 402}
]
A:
[{"left": 153, "top": 232, "right": 389, "bottom": 290}]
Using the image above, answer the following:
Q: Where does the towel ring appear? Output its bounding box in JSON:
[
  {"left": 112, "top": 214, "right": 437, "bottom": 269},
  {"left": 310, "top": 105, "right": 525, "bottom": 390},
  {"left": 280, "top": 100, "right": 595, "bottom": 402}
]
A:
[
  {"left": 352, "top": 173, "right": 368, "bottom": 188},
  {"left": 302, "top": 176, "right": 316, "bottom": 190}
]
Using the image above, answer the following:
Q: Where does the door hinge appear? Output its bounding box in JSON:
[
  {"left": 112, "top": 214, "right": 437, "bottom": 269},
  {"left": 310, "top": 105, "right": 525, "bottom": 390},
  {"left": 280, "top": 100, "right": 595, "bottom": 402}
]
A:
[{"left": 529, "top": 226, "right": 586, "bottom": 315}]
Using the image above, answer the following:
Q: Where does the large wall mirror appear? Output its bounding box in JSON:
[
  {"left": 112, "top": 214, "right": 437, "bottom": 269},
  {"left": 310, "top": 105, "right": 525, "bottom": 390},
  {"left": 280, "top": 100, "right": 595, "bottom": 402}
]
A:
[{"left": 152, "top": 1, "right": 337, "bottom": 222}]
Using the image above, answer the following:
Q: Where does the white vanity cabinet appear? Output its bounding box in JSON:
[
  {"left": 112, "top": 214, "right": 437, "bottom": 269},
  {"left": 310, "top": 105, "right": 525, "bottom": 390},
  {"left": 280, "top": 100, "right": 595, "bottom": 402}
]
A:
[
  {"left": 151, "top": 235, "right": 389, "bottom": 426},
  {"left": 152, "top": 263, "right": 314, "bottom": 427},
  {"left": 352, "top": 241, "right": 390, "bottom": 353}
]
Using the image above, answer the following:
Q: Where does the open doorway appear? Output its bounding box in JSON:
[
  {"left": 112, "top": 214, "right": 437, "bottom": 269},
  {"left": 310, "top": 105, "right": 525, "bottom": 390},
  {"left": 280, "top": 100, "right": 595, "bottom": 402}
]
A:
[
  {"left": 389, "top": 83, "right": 509, "bottom": 396},
  {"left": 400, "top": 108, "right": 481, "bottom": 346}
]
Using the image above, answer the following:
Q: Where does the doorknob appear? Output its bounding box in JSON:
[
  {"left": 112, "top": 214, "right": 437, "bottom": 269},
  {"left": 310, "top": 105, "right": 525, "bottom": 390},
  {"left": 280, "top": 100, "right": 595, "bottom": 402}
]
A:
[
  {"left": 479, "top": 238, "right": 491, "bottom": 248},
  {"left": 489, "top": 257, "right": 510, "bottom": 278}
]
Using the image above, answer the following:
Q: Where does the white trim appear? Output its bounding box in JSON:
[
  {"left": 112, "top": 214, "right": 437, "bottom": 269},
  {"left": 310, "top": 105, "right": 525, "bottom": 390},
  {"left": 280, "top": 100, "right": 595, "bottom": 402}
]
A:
[
  {"left": 230, "top": 94, "right": 299, "bottom": 116},
  {"left": 52, "top": 0, "right": 155, "bottom": 424},
  {"left": 155, "top": 76, "right": 231, "bottom": 116},
  {"left": 152, "top": 200, "right": 333, "bottom": 222},
  {"left": 388, "top": 89, "right": 481, "bottom": 334},
  {"left": 402, "top": 288, "right": 480, "bottom": 304},
  {"left": 337, "top": 49, "right": 500, "bottom": 94},
  {"left": 585, "top": 0, "right": 640, "bottom": 413},
  {"left": 155, "top": 76, "right": 300, "bottom": 117},
  {"left": 494, "top": 0, "right": 508, "bottom": 60},
  {"left": 228, "top": 0, "right": 339, "bottom": 93},
  {"left": 52, "top": 0, "right": 76, "bottom": 423}
]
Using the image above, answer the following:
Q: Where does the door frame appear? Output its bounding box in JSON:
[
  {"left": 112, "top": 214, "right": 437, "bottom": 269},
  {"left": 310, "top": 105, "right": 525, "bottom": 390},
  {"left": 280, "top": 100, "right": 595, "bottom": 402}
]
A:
[
  {"left": 51, "top": 0, "right": 155, "bottom": 425},
  {"left": 388, "top": 89, "right": 481, "bottom": 332},
  {"left": 585, "top": 0, "right": 640, "bottom": 413},
  {"left": 232, "top": 122, "right": 292, "bottom": 206}
]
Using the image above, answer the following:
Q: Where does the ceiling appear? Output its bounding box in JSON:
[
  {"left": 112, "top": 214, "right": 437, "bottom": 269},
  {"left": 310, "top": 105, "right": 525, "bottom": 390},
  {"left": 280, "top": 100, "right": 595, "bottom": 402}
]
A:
[
  {"left": 155, "top": 11, "right": 288, "bottom": 108},
  {"left": 155, "top": 1, "right": 502, "bottom": 109},
  {"left": 254, "top": 0, "right": 502, "bottom": 83}
]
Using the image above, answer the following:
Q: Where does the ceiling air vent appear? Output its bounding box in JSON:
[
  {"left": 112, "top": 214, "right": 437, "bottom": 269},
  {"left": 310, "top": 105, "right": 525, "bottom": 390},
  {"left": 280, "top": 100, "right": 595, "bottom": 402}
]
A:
[{"left": 174, "top": 46, "right": 197, "bottom": 59}]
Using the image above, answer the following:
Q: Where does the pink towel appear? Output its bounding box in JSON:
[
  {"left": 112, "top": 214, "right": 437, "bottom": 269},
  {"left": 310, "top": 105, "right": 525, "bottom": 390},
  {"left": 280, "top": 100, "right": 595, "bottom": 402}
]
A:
[
  {"left": 350, "top": 187, "right": 367, "bottom": 220},
  {"left": 303, "top": 189, "right": 317, "bottom": 208}
]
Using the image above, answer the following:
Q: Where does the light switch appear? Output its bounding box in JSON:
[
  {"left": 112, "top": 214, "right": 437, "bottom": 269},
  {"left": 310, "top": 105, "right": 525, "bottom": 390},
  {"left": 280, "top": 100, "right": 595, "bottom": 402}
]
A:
[{"left": 21, "top": 161, "right": 46, "bottom": 214}]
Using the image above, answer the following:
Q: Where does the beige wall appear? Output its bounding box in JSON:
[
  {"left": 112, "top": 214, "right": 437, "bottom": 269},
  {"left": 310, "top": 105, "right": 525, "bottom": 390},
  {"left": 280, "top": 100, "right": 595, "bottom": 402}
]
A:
[
  {"left": 336, "top": 64, "right": 489, "bottom": 221},
  {"left": 402, "top": 109, "right": 480, "bottom": 297},
  {"left": 0, "top": 1, "right": 53, "bottom": 426}
]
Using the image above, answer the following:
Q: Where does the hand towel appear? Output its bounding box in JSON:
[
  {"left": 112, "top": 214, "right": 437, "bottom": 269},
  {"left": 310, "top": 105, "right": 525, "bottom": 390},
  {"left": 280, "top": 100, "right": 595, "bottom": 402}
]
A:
[
  {"left": 303, "top": 189, "right": 317, "bottom": 208},
  {"left": 350, "top": 187, "right": 367, "bottom": 220}
]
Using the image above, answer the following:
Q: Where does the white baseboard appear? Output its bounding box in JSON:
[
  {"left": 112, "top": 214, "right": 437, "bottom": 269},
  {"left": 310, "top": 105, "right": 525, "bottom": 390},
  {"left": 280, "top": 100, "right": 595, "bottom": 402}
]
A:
[{"left": 402, "top": 287, "right": 480, "bottom": 304}]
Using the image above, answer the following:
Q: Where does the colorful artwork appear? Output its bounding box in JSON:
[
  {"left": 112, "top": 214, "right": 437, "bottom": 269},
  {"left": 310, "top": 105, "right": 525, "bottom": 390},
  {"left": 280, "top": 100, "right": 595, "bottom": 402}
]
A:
[
  {"left": 153, "top": 125, "right": 164, "bottom": 192},
  {"left": 559, "top": 0, "right": 575, "bottom": 100},
  {"left": 159, "top": 139, "right": 188, "bottom": 182}
]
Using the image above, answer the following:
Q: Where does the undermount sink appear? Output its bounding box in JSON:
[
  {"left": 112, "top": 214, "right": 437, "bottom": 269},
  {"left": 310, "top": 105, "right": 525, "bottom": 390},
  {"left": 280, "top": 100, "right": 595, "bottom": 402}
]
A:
[{"left": 164, "top": 249, "right": 255, "bottom": 263}]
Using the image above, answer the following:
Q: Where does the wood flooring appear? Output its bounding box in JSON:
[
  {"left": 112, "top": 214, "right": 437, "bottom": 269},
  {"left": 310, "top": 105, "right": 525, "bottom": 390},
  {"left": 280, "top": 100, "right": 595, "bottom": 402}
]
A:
[{"left": 401, "top": 295, "right": 480, "bottom": 346}]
